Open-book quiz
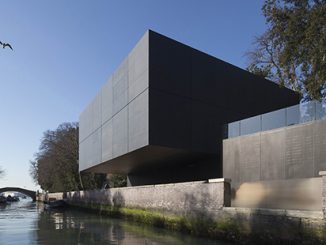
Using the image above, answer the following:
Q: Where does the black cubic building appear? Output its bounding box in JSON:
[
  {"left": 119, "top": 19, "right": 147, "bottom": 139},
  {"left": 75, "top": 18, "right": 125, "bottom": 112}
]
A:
[{"left": 79, "top": 30, "right": 300, "bottom": 186}]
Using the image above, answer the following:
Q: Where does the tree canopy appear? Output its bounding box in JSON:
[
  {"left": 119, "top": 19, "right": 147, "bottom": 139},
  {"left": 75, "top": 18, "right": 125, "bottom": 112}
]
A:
[
  {"left": 30, "top": 122, "right": 107, "bottom": 192},
  {"left": 247, "top": 0, "right": 326, "bottom": 101}
]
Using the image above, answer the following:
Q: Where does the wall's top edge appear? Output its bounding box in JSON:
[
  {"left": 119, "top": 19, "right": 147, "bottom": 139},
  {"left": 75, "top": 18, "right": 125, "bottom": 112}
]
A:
[
  {"left": 79, "top": 30, "right": 150, "bottom": 121},
  {"left": 147, "top": 29, "right": 298, "bottom": 97}
]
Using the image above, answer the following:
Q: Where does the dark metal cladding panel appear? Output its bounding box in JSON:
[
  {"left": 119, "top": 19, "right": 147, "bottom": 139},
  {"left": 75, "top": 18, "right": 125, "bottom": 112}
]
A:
[
  {"left": 81, "top": 30, "right": 300, "bottom": 185},
  {"left": 191, "top": 101, "right": 222, "bottom": 154},
  {"left": 148, "top": 31, "right": 192, "bottom": 98},
  {"left": 112, "top": 106, "right": 128, "bottom": 158},
  {"left": 149, "top": 89, "right": 192, "bottom": 150},
  {"left": 148, "top": 29, "right": 300, "bottom": 156},
  {"left": 79, "top": 31, "right": 149, "bottom": 172}
]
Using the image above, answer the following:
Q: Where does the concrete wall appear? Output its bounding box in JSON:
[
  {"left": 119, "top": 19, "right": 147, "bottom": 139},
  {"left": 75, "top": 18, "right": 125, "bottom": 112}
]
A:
[
  {"left": 223, "top": 119, "right": 326, "bottom": 186},
  {"left": 223, "top": 119, "right": 326, "bottom": 210},
  {"left": 47, "top": 179, "right": 231, "bottom": 216}
]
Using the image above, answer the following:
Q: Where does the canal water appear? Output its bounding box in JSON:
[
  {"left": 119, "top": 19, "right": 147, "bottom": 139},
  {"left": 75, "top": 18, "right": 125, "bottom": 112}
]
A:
[{"left": 0, "top": 199, "right": 228, "bottom": 244}]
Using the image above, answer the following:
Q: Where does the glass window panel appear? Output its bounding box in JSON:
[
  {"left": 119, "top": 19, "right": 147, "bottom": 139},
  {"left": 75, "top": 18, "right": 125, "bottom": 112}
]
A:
[
  {"left": 286, "top": 104, "right": 300, "bottom": 126},
  {"left": 262, "top": 108, "right": 286, "bottom": 131},
  {"left": 240, "top": 115, "right": 261, "bottom": 136},
  {"left": 226, "top": 100, "right": 324, "bottom": 139},
  {"left": 299, "top": 101, "right": 315, "bottom": 123},
  {"left": 316, "top": 101, "right": 326, "bottom": 120},
  {"left": 228, "top": 121, "right": 240, "bottom": 138}
]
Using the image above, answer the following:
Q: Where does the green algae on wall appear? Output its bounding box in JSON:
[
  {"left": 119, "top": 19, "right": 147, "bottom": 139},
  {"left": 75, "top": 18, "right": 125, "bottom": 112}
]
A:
[{"left": 67, "top": 201, "right": 326, "bottom": 244}]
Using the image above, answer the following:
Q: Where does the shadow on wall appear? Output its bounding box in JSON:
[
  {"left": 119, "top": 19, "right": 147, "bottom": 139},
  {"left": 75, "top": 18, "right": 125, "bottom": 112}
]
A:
[
  {"left": 63, "top": 184, "right": 222, "bottom": 220},
  {"left": 112, "top": 192, "right": 125, "bottom": 208},
  {"left": 183, "top": 191, "right": 214, "bottom": 220},
  {"left": 64, "top": 189, "right": 128, "bottom": 213},
  {"left": 64, "top": 189, "right": 114, "bottom": 207}
]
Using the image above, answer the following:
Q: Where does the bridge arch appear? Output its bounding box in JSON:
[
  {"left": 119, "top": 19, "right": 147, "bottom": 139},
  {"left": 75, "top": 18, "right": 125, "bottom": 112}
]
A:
[{"left": 0, "top": 187, "right": 36, "bottom": 201}]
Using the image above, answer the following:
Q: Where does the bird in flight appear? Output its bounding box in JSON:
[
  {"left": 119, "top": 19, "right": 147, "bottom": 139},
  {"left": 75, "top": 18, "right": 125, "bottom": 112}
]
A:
[{"left": 0, "top": 41, "right": 13, "bottom": 50}]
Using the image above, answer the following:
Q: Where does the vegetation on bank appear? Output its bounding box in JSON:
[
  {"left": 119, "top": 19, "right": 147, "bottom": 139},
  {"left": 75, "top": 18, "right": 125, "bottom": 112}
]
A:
[
  {"left": 30, "top": 122, "right": 127, "bottom": 192},
  {"left": 68, "top": 202, "right": 242, "bottom": 242},
  {"left": 67, "top": 202, "right": 326, "bottom": 244}
]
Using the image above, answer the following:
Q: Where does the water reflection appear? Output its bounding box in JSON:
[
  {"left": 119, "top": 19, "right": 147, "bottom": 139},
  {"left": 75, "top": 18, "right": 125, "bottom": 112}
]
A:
[{"left": 0, "top": 200, "right": 227, "bottom": 245}]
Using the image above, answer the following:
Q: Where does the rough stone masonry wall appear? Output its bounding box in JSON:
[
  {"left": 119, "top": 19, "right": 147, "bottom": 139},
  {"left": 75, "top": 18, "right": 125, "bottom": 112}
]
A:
[
  {"left": 45, "top": 178, "right": 326, "bottom": 243},
  {"left": 320, "top": 171, "right": 326, "bottom": 219},
  {"left": 47, "top": 179, "right": 231, "bottom": 216}
]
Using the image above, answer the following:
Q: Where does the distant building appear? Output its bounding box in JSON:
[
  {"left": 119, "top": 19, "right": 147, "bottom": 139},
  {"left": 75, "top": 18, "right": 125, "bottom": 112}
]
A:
[{"left": 79, "top": 30, "right": 299, "bottom": 186}]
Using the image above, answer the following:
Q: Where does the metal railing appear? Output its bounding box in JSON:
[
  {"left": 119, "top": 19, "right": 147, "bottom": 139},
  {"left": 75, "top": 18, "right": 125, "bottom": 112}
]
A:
[{"left": 224, "top": 100, "right": 326, "bottom": 139}]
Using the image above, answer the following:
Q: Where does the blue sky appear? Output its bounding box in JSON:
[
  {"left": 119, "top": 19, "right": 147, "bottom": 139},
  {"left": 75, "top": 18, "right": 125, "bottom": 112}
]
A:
[{"left": 0, "top": 0, "right": 266, "bottom": 190}]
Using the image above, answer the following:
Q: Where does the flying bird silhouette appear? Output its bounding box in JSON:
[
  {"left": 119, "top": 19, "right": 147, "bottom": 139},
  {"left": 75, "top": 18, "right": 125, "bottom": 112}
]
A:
[{"left": 0, "top": 41, "right": 13, "bottom": 50}]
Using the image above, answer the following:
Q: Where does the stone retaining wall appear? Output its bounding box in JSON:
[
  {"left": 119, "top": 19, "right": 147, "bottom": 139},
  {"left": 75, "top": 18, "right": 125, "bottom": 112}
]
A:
[
  {"left": 43, "top": 178, "right": 326, "bottom": 243},
  {"left": 47, "top": 179, "right": 231, "bottom": 216},
  {"left": 319, "top": 171, "right": 326, "bottom": 219}
]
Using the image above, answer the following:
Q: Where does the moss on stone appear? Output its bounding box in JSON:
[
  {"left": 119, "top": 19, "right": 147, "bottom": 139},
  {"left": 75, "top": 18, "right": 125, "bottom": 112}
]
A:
[
  {"left": 67, "top": 202, "right": 326, "bottom": 244},
  {"left": 67, "top": 202, "right": 244, "bottom": 241}
]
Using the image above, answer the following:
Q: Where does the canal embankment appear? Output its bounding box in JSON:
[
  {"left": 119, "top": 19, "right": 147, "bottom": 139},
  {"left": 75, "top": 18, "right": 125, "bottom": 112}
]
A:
[{"left": 39, "top": 178, "right": 326, "bottom": 244}]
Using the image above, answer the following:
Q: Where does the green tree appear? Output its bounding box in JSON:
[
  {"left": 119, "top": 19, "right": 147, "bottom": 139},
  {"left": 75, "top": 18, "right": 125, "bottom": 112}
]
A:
[
  {"left": 247, "top": 0, "right": 326, "bottom": 101},
  {"left": 108, "top": 174, "right": 127, "bottom": 188},
  {"left": 80, "top": 172, "right": 108, "bottom": 190},
  {"left": 30, "top": 122, "right": 106, "bottom": 192}
]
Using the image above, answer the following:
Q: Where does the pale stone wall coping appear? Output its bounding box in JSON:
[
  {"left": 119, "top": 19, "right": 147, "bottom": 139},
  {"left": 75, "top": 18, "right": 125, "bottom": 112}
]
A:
[
  {"left": 207, "top": 178, "right": 231, "bottom": 183},
  {"left": 110, "top": 180, "right": 220, "bottom": 191},
  {"left": 319, "top": 171, "right": 326, "bottom": 176}
]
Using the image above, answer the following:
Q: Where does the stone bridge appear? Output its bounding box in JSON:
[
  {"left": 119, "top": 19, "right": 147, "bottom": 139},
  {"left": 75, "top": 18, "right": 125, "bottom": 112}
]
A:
[{"left": 0, "top": 187, "right": 36, "bottom": 201}]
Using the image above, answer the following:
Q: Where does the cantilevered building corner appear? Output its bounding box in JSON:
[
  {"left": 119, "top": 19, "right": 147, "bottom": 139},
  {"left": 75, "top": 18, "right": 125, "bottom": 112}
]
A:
[
  {"left": 79, "top": 31, "right": 150, "bottom": 174},
  {"left": 79, "top": 30, "right": 300, "bottom": 186}
]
